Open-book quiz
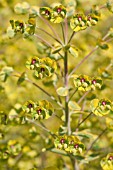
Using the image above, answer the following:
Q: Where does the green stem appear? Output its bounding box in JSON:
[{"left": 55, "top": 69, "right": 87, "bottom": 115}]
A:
[
  {"left": 61, "top": 23, "right": 65, "bottom": 44},
  {"left": 34, "top": 34, "right": 64, "bottom": 60},
  {"left": 26, "top": 77, "right": 64, "bottom": 109},
  {"left": 69, "top": 46, "right": 98, "bottom": 77},
  {"left": 34, "top": 33, "right": 54, "bottom": 49},
  {"left": 68, "top": 32, "right": 111, "bottom": 77},
  {"left": 64, "top": 18, "right": 68, "bottom": 45},
  {"left": 76, "top": 112, "right": 93, "bottom": 129},
  {"left": 36, "top": 26, "right": 62, "bottom": 45},
  {"left": 68, "top": 31, "right": 76, "bottom": 44},
  {"left": 12, "top": 73, "right": 64, "bottom": 109},
  {"left": 86, "top": 127, "right": 108, "bottom": 154},
  {"left": 77, "top": 91, "right": 90, "bottom": 104},
  {"left": 71, "top": 157, "right": 79, "bottom": 170},
  {"left": 26, "top": 118, "right": 56, "bottom": 138},
  {"left": 64, "top": 51, "right": 70, "bottom": 135},
  {"left": 68, "top": 89, "right": 78, "bottom": 102},
  {"left": 39, "top": 16, "right": 63, "bottom": 45}
]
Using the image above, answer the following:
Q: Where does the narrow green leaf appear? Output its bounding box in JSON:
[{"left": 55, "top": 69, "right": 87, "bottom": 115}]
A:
[
  {"left": 68, "top": 101, "right": 81, "bottom": 110},
  {"left": 69, "top": 46, "right": 78, "bottom": 57},
  {"left": 17, "top": 72, "right": 27, "bottom": 85},
  {"left": 56, "top": 87, "right": 68, "bottom": 96}
]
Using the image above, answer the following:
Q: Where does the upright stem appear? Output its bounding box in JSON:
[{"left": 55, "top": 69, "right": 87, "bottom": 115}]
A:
[
  {"left": 64, "top": 51, "right": 70, "bottom": 135},
  {"left": 71, "top": 157, "right": 79, "bottom": 170},
  {"left": 64, "top": 18, "right": 68, "bottom": 44},
  {"left": 86, "top": 127, "right": 108, "bottom": 154}
]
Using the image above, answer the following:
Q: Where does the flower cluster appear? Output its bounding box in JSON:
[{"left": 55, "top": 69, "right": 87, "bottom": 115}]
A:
[
  {"left": 73, "top": 75, "right": 102, "bottom": 91},
  {"left": 10, "top": 20, "right": 25, "bottom": 35},
  {"left": 70, "top": 13, "right": 100, "bottom": 32},
  {"left": 22, "top": 100, "right": 54, "bottom": 120},
  {"left": 90, "top": 98, "right": 113, "bottom": 117},
  {"left": 40, "top": 5, "right": 67, "bottom": 23},
  {"left": 7, "top": 12, "right": 36, "bottom": 38},
  {"left": 101, "top": 153, "right": 113, "bottom": 170},
  {"left": 26, "top": 57, "right": 57, "bottom": 79},
  {"left": 0, "top": 140, "right": 22, "bottom": 160},
  {"left": 54, "top": 135, "right": 85, "bottom": 156}
]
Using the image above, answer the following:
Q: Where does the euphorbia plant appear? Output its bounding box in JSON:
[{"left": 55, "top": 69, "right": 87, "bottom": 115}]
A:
[{"left": 1, "top": 0, "right": 113, "bottom": 169}]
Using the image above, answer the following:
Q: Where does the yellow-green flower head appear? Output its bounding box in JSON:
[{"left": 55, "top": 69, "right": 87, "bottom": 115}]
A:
[
  {"left": 50, "top": 5, "right": 67, "bottom": 23},
  {"left": 73, "top": 75, "right": 91, "bottom": 91},
  {"left": 70, "top": 14, "right": 87, "bottom": 32},
  {"left": 54, "top": 135, "right": 85, "bottom": 155},
  {"left": 101, "top": 153, "right": 113, "bottom": 170},
  {"left": 40, "top": 7, "right": 52, "bottom": 19},
  {"left": 90, "top": 98, "right": 112, "bottom": 117}
]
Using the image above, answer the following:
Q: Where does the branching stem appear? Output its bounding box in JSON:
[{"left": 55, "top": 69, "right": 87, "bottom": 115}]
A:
[{"left": 86, "top": 127, "right": 108, "bottom": 154}]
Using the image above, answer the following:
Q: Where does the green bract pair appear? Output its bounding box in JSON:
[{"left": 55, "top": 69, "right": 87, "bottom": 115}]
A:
[
  {"left": 90, "top": 98, "right": 113, "bottom": 117},
  {"left": 101, "top": 153, "right": 113, "bottom": 170},
  {"left": 26, "top": 57, "right": 57, "bottom": 79},
  {"left": 22, "top": 100, "right": 54, "bottom": 120},
  {"left": 54, "top": 135, "right": 85, "bottom": 156},
  {"left": 40, "top": 5, "right": 67, "bottom": 23},
  {"left": 70, "top": 13, "right": 100, "bottom": 32},
  {"left": 73, "top": 75, "right": 102, "bottom": 91}
]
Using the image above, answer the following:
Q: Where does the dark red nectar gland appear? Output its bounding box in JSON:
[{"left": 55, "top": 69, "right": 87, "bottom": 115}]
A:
[
  {"left": 45, "top": 10, "right": 50, "bottom": 16},
  {"left": 31, "top": 59, "right": 36, "bottom": 65},
  {"left": 60, "top": 138, "right": 65, "bottom": 144},
  {"left": 19, "top": 23, "right": 24, "bottom": 28},
  {"left": 102, "top": 101, "right": 106, "bottom": 106},
  {"left": 108, "top": 156, "right": 113, "bottom": 161},
  {"left": 78, "top": 16, "right": 82, "bottom": 21},
  {"left": 88, "top": 16, "right": 92, "bottom": 21},
  {"left": 57, "top": 8, "right": 62, "bottom": 13},
  {"left": 80, "top": 78, "right": 85, "bottom": 83},
  {"left": 92, "top": 79, "right": 96, "bottom": 85},
  {"left": 41, "top": 68, "right": 45, "bottom": 72},
  {"left": 74, "top": 144, "right": 79, "bottom": 149},
  {"left": 28, "top": 103, "right": 33, "bottom": 108},
  {"left": 37, "top": 109, "right": 42, "bottom": 114}
]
